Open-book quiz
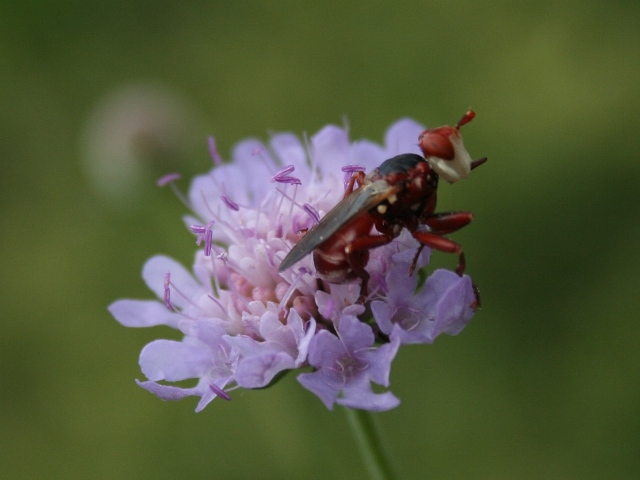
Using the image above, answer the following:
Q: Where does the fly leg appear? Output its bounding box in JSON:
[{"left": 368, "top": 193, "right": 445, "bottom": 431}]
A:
[
  {"left": 409, "top": 211, "right": 473, "bottom": 275},
  {"left": 344, "top": 171, "right": 366, "bottom": 197},
  {"left": 345, "top": 234, "right": 393, "bottom": 300},
  {"left": 411, "top": 210, "right": 474, "bottom": 277},
  {"left": 411, "top": 231, "right": 466, "bottom": 276},
  {"left": 411, "top": 227, "right": 481, "bottom": 309},
  {"left": 423, "top": 211, "right": 473, "bottom": 234}
]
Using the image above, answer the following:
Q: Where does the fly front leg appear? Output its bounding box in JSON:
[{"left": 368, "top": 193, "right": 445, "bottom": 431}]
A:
[
  {"left": 345, "top": 234, "right": 393, "bottom": 299},
  {"left": 344, "top": 171, "right": 366, "bottom": 197},
  {"left": 411, "top": 230, "right": 466, "bottom": 276}
]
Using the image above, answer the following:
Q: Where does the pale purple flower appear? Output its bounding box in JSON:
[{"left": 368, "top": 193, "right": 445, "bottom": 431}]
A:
[
  {"left": 371, "top": 267, "right": 477, "bottom": 344},
  {"left": 109, "top": 118, "right": 479, "bottom": 412},
  {"left": 297, "top": 315, "right": 401, "bottom": 411}
]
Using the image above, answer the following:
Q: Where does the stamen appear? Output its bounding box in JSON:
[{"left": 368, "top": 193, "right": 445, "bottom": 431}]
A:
[
  {"left": 210, "top": 383, "right": 231, "bottom": 401},
  {"left": 204, "top": 229, "right": 213, "bottom": 256},
  {"left": 278, "top": 176, "right": 301, "bottom": 185},
  {"left": 271, "top": 165, "right": 295, "bottom": 181},
  {"left": 221, "top": 194, "right": 240, "bottom": 211},
  {"left": 157, "top": 173, "right": 192, "bottom": 210},
  {"left": 157, "top": 173, "right": 182, "bottom": 186},
  {"left": 167, "top": 281, "right": 209, "bottom": 318},
  {"left": 190, "top": 221, "right": 215, "bottom": 251},
  {"left": 272, "top": 165, "right": 302, "bottom": 186},
  {"left": 163, "top": 272, "right": 172, "bottom": 310},
  {"left": 341, "top": 164, "right": 365, "bottom": 173},
  {"left": 342, "top": 165, "right": 365, "bottom": 189},
  {"left": 303, "top": 203, "right": 320, "bottom": 224},
  {"left": 208, "top": 136, "right": 222, "bottom": 166}
]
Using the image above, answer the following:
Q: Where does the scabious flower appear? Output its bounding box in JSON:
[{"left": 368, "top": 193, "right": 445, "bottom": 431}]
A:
[{"left": 109, "top": 118, "right": 478, "bottom": 412}]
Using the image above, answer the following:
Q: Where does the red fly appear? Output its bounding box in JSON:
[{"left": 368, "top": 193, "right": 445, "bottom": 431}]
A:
[{"left": 279, "top": 111, "right": 485, "bottom": 299}]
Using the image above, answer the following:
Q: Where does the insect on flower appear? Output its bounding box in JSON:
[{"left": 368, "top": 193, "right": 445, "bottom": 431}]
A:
[{"left": 279, "top": 110, "right": 486, "bottom": 298}]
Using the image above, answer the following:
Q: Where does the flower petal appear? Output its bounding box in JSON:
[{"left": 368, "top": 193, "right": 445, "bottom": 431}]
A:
[
  {"left": 336, "top": 315, "right": 374, "bottom": 354},
  {"left": 136, "top": 379, "right": 201, "bottom": 401},
  {"left": 139, "top": 339, "right": 213, "bottom": 382},
  {"left": 384, "top": 118, "right": 424, "bottom": 156},
  {"left": 142, "top": 255, "right": 203, "bottom": 308},
  {"left": 311, "top": 124, "right": 350, "bottom": 172},
  {"left": 365, "top": 334, "right": 400, "bottom": 387},
  {"left": 234, "top": 351, "right": 295, "bottom": 388},
  {"left": 337, "top": 379, "right": 400, "bottom": 411},
  {"left": 108, "top": 299, "right": 181, "bottom": 328},
  {"left": 297, "top": 370, "right": 339, "bottom": 410}
]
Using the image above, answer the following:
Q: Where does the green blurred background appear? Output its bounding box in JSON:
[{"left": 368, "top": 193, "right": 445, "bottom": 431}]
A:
[{"left": 2, "top": 1, "right": 639, "bottom": 479}]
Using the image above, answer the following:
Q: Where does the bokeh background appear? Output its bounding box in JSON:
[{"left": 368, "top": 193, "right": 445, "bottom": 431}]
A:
[{"left": 2, "top": 1, "right": 639, "bottom": 479}]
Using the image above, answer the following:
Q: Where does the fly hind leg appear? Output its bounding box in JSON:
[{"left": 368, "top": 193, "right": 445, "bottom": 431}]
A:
[
  {"left": 409, "top": 211, "right": 473, "bottom": 276},
  {"left": 411, "top": 231, "right": 466, "bottom": 276}
]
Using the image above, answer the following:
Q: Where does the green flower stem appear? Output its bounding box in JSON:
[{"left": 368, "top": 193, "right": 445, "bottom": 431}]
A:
[{"left": 344, "top": 408, "right": 399, "bottom": 480}]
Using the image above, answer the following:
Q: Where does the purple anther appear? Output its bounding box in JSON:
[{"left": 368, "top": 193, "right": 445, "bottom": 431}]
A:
[
  {"left": 204, "top": 229, "right": 213, "bottom": 257},
  {"left": 157, "top": 173, "right": 182, "bottom": 187},
  {"left": 276, "top": 176, "right": 301, "bottom": 185},
  {"left": 341, "top": 164, "right": 366, "bottom": 174},
  {"left": 303, "top": 203, "right": 320, "bottom": 224},
  {"left": 221, "top": 194, "right": 240, "bottom": 211},
  {"left": 271, "top": 165, "right": 295, "bottom": 182},
  {"left": 163, "top": 272, "right": 172, "bottom": 310},
  {"left": 208, "top": 136, "right": 222, "bottom": 166},
  {"left": 210, "top": 383, "right": 231, "bottom": 401},
  {"left": 191, "top": 222, "right": 215, "bottom": 252},
  {"left": 271, "top": 165, "right": 301, "bottom": 185},
  {"left": 341, "top": 164, "right": 365, "bottom": 189}
]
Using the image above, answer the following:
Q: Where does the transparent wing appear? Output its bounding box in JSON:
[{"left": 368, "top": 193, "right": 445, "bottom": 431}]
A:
[{"left": 278, "top": 180, "right": 395, "bottom": 271}]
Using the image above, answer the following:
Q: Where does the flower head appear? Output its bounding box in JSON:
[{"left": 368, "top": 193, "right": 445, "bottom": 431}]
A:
[{"left": 109, "top": 117, "right": 480, "bottom": 412}]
